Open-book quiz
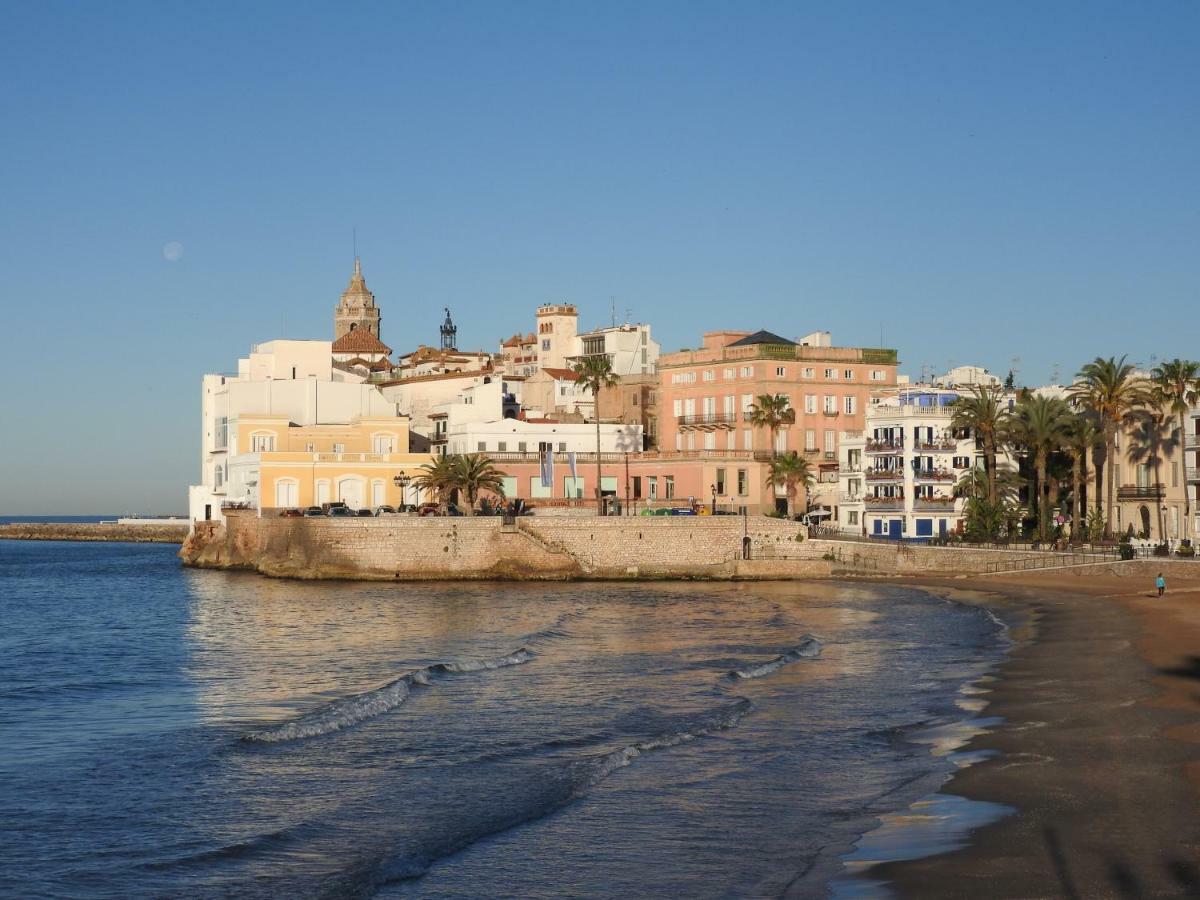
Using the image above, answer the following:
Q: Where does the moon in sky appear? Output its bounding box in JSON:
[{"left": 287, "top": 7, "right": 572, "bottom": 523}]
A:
[{"left": 162, "top": 241, "right": 184, "bottom": 262}]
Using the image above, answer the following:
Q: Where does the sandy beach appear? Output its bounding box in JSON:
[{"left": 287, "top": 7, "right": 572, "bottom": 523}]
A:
[{"left": 874, "top": 568, "right": 1200, "bottom": 898}]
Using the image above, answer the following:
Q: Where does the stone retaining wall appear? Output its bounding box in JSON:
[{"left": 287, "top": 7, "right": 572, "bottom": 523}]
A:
[{"left": 0, "top": 523, "right": 189, "bottom": 544}]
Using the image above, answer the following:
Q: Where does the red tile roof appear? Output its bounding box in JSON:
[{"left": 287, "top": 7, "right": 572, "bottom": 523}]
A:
[
  {"left": 332, "top": 330, "right": 392, "bottom": 354},
  {"left": 541, "top": 367, "right": 580, "bottom": 381}
]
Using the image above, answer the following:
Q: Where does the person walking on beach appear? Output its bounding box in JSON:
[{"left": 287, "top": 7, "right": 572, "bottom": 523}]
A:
[{"left": 1156, "top": 573, "right": 1166, "bottom": 597}]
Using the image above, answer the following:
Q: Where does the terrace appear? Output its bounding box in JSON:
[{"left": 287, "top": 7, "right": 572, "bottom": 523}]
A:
[
  {"left": 865, "top": 439, "right": 903, "bottom": 453},
  {"left": 1117, "top": 484, "right": 1166, "bottom": 500}
]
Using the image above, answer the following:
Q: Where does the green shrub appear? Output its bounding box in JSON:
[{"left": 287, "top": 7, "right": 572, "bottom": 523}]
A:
[
  {"left": 1118, "top": 542, "right": 1135, "bottom": 561},
  {"left": 1177, "top": 545, "right": 1195, "bottom": 558}
]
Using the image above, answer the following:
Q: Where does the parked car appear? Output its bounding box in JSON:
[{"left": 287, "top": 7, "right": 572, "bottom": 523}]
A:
[
  {"left": 670, "top": 508, "right": 697, "bottom": 516},
  {"left": 373, "top": 506, "right": 397, "bottom": 516},
  {"left": 418, "top": 503, "right": 440, "bottom": 517},
  {"left": 279, "top": 508, "right": 303, "bottom": 518},
  {"left": 329, "top": 506, "right": 356, "bottom": 518},
  {"left": 355, "top": 508, "right": 373, "bottom": 517},
  {"left": 302, "top": 506, "right": 325, "bottom": 517}
]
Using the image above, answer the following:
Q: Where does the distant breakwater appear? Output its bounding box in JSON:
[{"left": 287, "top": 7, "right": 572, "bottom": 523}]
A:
[{"left": 0, "top": 523, "right": 189, "bottom": 544}]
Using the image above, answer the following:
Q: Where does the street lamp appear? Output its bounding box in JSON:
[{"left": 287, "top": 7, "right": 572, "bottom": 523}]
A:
[
  {"left": 711, "top": 483, "right": 717, "bottom": 516},
  {"left": 393, "top": 473, "right": 411, "bottom": 509}
]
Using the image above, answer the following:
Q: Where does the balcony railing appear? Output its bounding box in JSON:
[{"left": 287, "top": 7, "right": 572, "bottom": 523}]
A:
[
  {"left": 1186, "top": 434, "right": 1200, "bottom": 449},
  {"left": 677, "top": 412, "right": 738, "bottom": 428},
  {"left": 1117, "top": 484, "right": 1165, "bottom": 500},
  {"left": 865, "top": 440, "right": 903, "bottom": 453},
  {"left": 913, "top": 469, "right": 957, "bottom": 482},
  {"left": 864, "top": 495, "right": 905, "bottom": 511},
  {"left": 822, "top": 409, "right": 840, "bottom": 417},
  {"left": 1187, "top": 466, "right": 1199, "bottom": 483},
  {"left": 913, "top": 440, "right": 958, "bottom": 453},
  {"left": 865, "top": 468, "right": 904, "bottom": 481},
  {"left": 839, "top": 493, "right": 864, "bottom": 504},
  {"left": 913, "top": 497, "right": 958, "bottom": 511},
  {"left": 431, "top": 433, "right": 448, "bottom": 444}
]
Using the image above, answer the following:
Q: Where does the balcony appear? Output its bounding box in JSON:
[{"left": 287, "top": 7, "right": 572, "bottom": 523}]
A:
[
  {"left": 913, "top": 497, "right": 958, "bottom": 511},
  {"left": 1187, "top": 434, "right": 1200, "bottom": 450},
  {"left": 912, "top": 440, "right": 958, "bottom": 453},
  {"left": 822, "top": 409, "right": 840, "bottom": 417},
  {"left": 677, "top": 412, "right": 737, "bottom": 429},
  {"left": 1117, "top": 484, "right": 1165, "bottom": 501},
  {"left": 913, "top": 468, "right": 957, "bottom": 483},
  {"left": 1188, "top": 466, "right": 1199, "bottom": 484},
  {"left": 865, "top": 468, "right": 904, "bottom": 481},
  {"left": 839, "top": 493, "right": 864, "bottom": 504},
  {"left": 864, "top": 495, "right": 905, "bottom": 511},
  {"left": 431, "top": 433, "right": 448, "bottom": 445},
  {"left": 865, "top": 439, "right": 903, "bottom": 454}
]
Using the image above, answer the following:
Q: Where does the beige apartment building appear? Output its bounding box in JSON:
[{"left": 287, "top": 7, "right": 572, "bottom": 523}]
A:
[{"left": 657, "top": 329, "right": 899, "bottom": 479}]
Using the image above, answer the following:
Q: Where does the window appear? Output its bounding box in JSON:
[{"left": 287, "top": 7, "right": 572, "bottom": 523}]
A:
[
  {"left": 844, "top": 395, "right": 856, "bottom": 415},
  {"left": 805, "top": 429, "right": 817, "bottom": 451},
  {"left": 305, "top": 442, "right": 315, "bottom": 452},
  {"left": 704, "top": 432, "right": 716, "bottom": 450},
  {"left": 501, "top": 476, "right": 518, "bottom": 498},
  {"left": 648, "top": 476, "right": 659, "bottom": 500},
  {"left": 775, "top": 366, "right": 786, "bottom": 377},
  {"left": 870, "top": 369, "right": 886, "bottom": 381},
  {"left": 564, "top": 476, "right": 585, "bottom": 498},
  {"left": 665, "top": 475, "right": 675, "bottom": 499},
  {"left": 824, "top": 430, "right": 836, "bottom": 453},
  {"left": 542, "top": 339, "right": 551, "bottom": 351},
  {"left": 824, "top": 395, "right": 836, "bottom": 413},
  {"left": 213, "top": 464, "right": 224, "bottom": 488},
  {"left": 558, "top": 442, "right": 567, "bottom": 451},
  {"left": 673, "top": 398, "right": 683, "bottom": 417},
  {"left": 741, "top": 394, "right": 753, "bottom": 414},
  {"left": 737, "top": 468, "right": 748, "bottom": 495},
  {"left": 953, "top": 456, "right": 970, "bottom": 469},
  {"left": 372, "top": 434, "right": 394, "bottom": 454},
  {"left": 740, "top": 366, "right": 754, "bottom": 377},
  {"left": 824, "top": 368, "right": 836, "bottom": 379},
  {"left": 497, "top": 442, "right": 507, "bottom": 452},
  {"left": 632, "top": 476, "right": 643, "bottom": 499},
  {"left": 848, "top": 511, "right": 859, "bottom": 525},
  {"left": 214, "top": 417, "right": 228, "bottom": 450},
  {"left": 844, "top": 369, "right": 854, "bottom": 380},
  {"left": 530, "top": 476, "right": 552, "bottom": 499},
  {"left": 250, "top": 433, "right": 275, "bottom": 453},
  {"left": 724, "top": 368, "right": 736, "bottom": 380},
  {"left": 803, "top": 367, "right": 814, "bottom": 379},
  {"left": 724, "top": 395, "right": 735, "bottom": 417},
  {"left": 582, "top": 336, "right": 605, "bottom": 355},
  {"left": 703, "top": 370, "right": 715, "bottom": 382},
  {"left": 686, "top": 432, "right": 696, "bottom": 450},
  {"left": 1172, "top": 463, "right": 1179, "bottom": 487},
  {"left": 518, "top": 442, "right": 527, "bottom": 452},
  {"left": 743, "top": 428, "right": 753, "bottom": 450},
  {"left": 804, "top": 395, "right": 817, "bottom": 414},
  {"left": 774, "top": 430, "right": 787, "bottom": 453},
  {"left": 716, "top": 467, "right": 727, "bottom": 494},
  {"left": 477, "top": 441, "right": 487, "bottom": 452}
]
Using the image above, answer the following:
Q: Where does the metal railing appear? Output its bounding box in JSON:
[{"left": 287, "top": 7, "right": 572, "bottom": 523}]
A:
[
  {"left": 865, "top": 469, "right": 904, "bottom": 480},
  {"left": 677, "top": 413, "right": 738, "bottom": 426},
  {"left": 1187, "top": 466, "right": 1199, "bottom": 483},
  {"left": 865, "top": 440, "right": 903, "bottom": 453},
  {"left": 1117, "top": 484, "right": 1166, "bottom": 500},
  {"left": 912, "top": 469, "right": 957, "bottom": 482},
  {"left": 1185, "top": 434, "right": 1200, "bottom": 449}
]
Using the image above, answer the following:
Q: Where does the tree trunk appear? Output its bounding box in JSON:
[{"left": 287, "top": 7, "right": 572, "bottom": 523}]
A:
[
  {"left": 786, "top": 483, "right": 795, "bottom": 519},
  {"left": 1105, "top": 425, "right": 1116, "bottom": 539},
  {"left": 986, "top": 435, "right": 997, "bottom": 504},
  {"left": 595, "top": 417, "right": 603, "bottom": 516},
  {"left": 1181, "top": 410, "right": 1191, "bottom": 541},
  {"left": 1037, "top": 452, "right": 1048, "bottom": 542},
  {"left": 463, "top": 489, "right": 476, "bottom": 516},
  {"left": 1072, "top": 453, "right": 1082, "bottom": 544}
]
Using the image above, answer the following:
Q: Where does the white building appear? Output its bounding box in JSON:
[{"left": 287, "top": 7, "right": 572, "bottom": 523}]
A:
[
  {"left": 521, "top": 367, "right": 595, "bottom": 419},
  {"left": 444, "top": 418, "right": 643, "bottom": 457},
  {"left": 838, "top": 386, "right": 1016, "bottom": 540},
  {"left": 567, "top": 322, "right": 660, "bottom": 377},
  {"left": 379, "top": 371, "right": 523, "bottom": 441},
  {"left": 188, "top": 339, "right": 398, "bottom": 523}
]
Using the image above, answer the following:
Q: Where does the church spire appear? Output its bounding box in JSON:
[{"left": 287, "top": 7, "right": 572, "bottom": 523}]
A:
[{"left": 334, "top": 258, "right": 381, "bottom": 340}]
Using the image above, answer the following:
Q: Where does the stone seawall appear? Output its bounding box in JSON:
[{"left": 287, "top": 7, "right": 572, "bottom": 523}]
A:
[
  {"left": 0, "top": 523, "right": 189, "bottom": 544},
  {"left": 180, "top": 511, "right": 828, "bottom": 581}
]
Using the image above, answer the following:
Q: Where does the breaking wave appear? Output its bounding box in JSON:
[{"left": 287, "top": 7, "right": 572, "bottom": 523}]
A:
[
  {"left": 730, "top": 636, "right": 822, "bottom": 680},
  {"left": 242, "top": 649, "right": 534, "bottom": 744}
]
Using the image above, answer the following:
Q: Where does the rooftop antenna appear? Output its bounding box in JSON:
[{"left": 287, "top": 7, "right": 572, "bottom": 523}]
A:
[
  {"left": 1050, "top": 362, "right": 1061, "bottom": 385},
  {"left": 352, "top": 226, "right": 357, "bottom": 262},
  {"left": 1010, "top": 356, "right": 1022, "bottom": 386},
  {"left": 610, "top": 297, "right": 617, "bottom": 329}
]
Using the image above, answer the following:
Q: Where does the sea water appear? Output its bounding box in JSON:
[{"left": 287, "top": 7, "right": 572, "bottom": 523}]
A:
[{"left": 0, "top": 540, "right": 1010, "bottom": 898}]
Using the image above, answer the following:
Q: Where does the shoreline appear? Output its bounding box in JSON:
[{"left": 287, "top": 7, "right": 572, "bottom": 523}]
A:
[
  {"left": 0, "top": 523, "right": 188, "bottom": 544},
  {"left": 860, "top": 571, "right": 1200, "bottom": 897}
]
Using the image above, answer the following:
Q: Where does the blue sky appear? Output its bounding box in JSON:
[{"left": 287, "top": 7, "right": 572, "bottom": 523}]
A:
[{"left": 1, "top": 1, "right": 1197, "bottom": 513}]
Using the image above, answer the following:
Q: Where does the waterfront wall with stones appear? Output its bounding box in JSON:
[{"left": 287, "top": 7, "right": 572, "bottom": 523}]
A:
[
  {"left": 180, "top": 511, "right": 831, "bottom": 580},
  {"left": 0, "top": 523, "right": 189, "bottom": 544}
]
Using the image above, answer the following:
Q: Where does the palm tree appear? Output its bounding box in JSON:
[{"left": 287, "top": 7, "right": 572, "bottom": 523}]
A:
[
  {"left": 1150, "top": 358, "right": 1200, "bottom": 541},
  {"left": 1070, "top": 356, "right": 1151, "bottom": 538},
  {"left": 1126, "top": 409, "right": 1179, "bottom": 541},
  {"left": 954, "top": 465, "right": 1021, "bottom": 541},
  {"left": 412, "top": 455, "right": 459, "bottom": 514},
  {"left": 747, "top": 394, "right": 796, "bottom": 454},
  {"left": 765, "top": 452, "right": 814, "bottom": 519},
  {"left": 449, "top": 453, "right": 507, "bottom": 516},
  {"left": 571, "top": 355, "right": 619, "bottom": 515},
  {"left": 950, "top": 385, "right": 1012, "bottom": 504},
  {"left": 1063, "top": 414, "right": 1100, "bottom": 543},
  {"left": 1012, "top": 395, "right": 1072, "bottom": 542}
]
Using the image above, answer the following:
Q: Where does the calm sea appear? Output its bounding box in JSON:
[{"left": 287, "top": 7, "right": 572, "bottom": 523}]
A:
[{"left": 0, "top": 540, "right": 1011, "bottom": 898}]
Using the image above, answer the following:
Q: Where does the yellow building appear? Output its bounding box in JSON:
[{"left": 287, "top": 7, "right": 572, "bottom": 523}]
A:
[{"left": 226, "top": 414, "right": 432, "bottom": 510}]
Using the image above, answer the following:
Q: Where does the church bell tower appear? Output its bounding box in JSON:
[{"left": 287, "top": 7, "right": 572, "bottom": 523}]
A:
[
  {"left": 334, "top": 258, "right": 382, "bottom": 340},
  {"left": 440, "top": 308, "right": 457, "bottom": 351}
]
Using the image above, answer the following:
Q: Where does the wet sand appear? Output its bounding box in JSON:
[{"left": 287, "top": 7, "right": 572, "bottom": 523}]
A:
[{"left": 873, "top": 570, "right": 1200, "bottom": 898}]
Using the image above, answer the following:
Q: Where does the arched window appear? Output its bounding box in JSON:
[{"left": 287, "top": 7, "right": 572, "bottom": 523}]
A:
[{"left": 349, "top": 322, "right": 357, "bottom": 331}]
